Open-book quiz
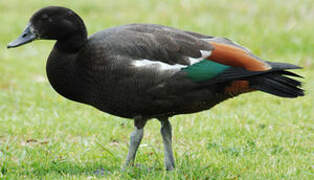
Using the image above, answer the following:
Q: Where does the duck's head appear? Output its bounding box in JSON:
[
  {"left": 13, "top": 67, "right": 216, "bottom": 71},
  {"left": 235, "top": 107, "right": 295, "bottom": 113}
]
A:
[{"left": 8, "top": 6, "right": 87, "bottom": 49}]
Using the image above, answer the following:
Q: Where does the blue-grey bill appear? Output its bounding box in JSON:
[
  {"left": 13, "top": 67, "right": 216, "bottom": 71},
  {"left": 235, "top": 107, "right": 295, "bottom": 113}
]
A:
[{"left": 7, "top": 24, "right": 37, "bottom": 48}]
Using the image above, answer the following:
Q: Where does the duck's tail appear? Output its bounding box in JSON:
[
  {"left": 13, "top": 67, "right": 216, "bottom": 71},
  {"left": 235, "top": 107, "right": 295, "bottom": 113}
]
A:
[{"left": 249, "top": 62, "right": 304, "bottom": 98}]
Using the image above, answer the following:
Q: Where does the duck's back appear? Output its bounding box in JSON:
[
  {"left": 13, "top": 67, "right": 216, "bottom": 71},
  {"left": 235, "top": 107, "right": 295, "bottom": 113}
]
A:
[{"left": 69, "top": 24, "right": 224, "bottom": 118}]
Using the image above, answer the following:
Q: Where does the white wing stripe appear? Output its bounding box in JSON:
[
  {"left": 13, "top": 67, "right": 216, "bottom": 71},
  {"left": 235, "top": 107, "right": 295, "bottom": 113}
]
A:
[
  {"left": 133, "top": 50, "right": 211, "bottom": 70},
  {"left": 132, "top": 59, "right": 187, "bottom": 70},
  {"left": 188, "top": 50, "right": 212, "bottom": 65}
]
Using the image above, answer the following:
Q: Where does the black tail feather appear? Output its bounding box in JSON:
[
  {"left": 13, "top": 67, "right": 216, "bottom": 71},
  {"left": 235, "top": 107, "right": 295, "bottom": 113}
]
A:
[
  {"left": 279, "top": 70, "right": 303, "bottom": 78},
  {"left": 250, "top": 71, "right": 304, "bottom": 98},
  {"left": 271, "top": 73, "right": 301, "bottom": 87},
  {"left": 266, "top": 62, "right": 302, "bottom": 70}
]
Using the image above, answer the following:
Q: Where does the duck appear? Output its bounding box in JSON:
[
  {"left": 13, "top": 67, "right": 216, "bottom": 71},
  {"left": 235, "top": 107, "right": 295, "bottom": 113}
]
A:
[{"left": 7, "top": 6, "right": 304, "bottom": 171}]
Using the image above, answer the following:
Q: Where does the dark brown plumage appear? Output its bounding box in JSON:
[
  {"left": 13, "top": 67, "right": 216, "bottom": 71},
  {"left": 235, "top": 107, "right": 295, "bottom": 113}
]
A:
[{"left": 8, "top": 6, "right": 304, "bottom": 171}]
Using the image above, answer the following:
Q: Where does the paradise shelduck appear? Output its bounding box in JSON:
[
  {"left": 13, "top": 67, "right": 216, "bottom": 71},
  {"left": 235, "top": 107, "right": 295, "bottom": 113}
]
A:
[{"left": 7, "top": 6, "right": 304, "bottom": 171}]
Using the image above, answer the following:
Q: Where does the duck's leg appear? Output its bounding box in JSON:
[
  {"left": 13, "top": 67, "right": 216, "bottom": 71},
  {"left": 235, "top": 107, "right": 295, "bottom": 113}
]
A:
[
  {"left": 123, "top": 117, "right": 147, "bottom": 170},
  {"left": 158, "top": 117, "right": 175, "bottom": 171}
]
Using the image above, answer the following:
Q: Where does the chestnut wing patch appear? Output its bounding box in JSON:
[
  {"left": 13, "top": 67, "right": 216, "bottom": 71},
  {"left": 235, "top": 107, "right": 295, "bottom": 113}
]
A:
[{"left": 207, "top": 41, "right": 271, "bottom": 71}]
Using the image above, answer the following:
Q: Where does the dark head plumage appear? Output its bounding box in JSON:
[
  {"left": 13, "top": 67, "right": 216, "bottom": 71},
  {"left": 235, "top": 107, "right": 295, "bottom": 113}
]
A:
[{"left": 8, "top": 6, "right": 87, "bottom": 51}]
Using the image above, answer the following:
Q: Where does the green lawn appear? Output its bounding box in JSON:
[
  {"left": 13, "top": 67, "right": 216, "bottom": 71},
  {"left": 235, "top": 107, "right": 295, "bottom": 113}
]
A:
[{"left": 0, "top": 0, "right": 313, "bottom": 179}]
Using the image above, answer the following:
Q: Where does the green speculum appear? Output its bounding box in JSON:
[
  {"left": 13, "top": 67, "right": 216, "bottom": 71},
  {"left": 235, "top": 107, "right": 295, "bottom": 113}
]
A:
[{"left": 182, "top": 59, "right": 230, "bottom": 82}]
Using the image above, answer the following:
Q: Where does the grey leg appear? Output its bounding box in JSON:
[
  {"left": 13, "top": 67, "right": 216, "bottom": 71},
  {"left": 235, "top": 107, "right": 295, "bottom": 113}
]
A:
[
  {"left": 123, "top": 118, "right": 146, "bottom": 170},
  {"left": 159, "top": 118, "right": 175, "bottom": 171}
]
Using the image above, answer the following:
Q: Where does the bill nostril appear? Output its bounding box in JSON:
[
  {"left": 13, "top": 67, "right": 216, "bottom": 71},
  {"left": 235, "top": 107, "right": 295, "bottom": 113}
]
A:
[{"left": 22, "top": 33, "right": 27, "bottom": 38}]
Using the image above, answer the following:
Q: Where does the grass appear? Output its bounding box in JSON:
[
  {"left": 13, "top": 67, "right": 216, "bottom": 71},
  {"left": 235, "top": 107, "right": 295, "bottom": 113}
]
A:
[{"left": 0, "top": 0, "right": 313, "bottom": 179}]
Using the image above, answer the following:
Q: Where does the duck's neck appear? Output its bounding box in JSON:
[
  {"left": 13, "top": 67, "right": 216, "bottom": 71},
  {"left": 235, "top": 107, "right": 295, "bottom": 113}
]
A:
[
  {"left": 46, "top": 44, "right": 89, "bottom": 104},
  {"left": 56, "top": 32, "right": 87, "bottom": 53},
  {"left": 55, "top": 13, "right": 88, "bottom": 53}
]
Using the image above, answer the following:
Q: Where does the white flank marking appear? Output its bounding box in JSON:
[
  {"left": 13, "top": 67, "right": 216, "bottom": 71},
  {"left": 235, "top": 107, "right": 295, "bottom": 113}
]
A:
[
  {"left": 188, "top": 50, "right": 212, "bottom": 65},
  {"left": 132, "top": 59, "right": 186, "bottom": 70},
  {"left": 188, "top": 57, "right": 202, "bottom": 65},
  {"left": 200, "top": 50, "right": 212, "bottom": 57}
]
